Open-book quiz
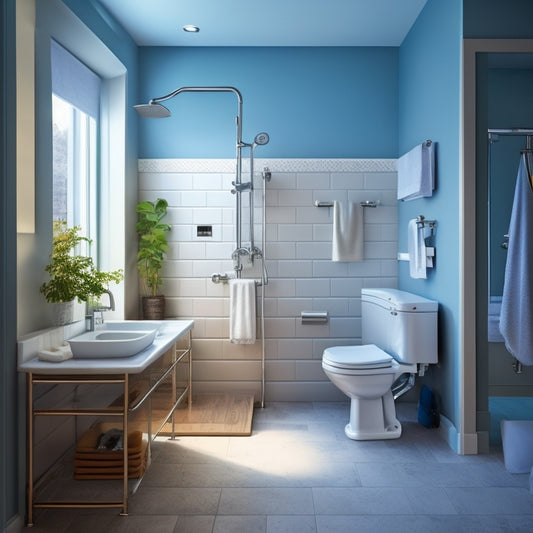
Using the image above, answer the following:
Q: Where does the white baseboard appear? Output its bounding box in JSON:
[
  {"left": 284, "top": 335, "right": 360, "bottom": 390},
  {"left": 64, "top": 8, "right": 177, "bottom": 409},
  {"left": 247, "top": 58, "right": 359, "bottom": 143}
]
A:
[{"left": 438, "top": 413, "right": 478, "bottom": 455}]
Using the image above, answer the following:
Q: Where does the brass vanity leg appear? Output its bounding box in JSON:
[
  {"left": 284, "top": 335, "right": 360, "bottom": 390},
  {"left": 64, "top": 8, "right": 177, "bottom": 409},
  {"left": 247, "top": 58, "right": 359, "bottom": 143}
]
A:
[
  {"left": 171, "top": 343, "right": 176, "bottom": 440},
  {"left": 120, "top": 373, "right": 129, "bottom": 516},
  {"left": 27, "top": 372, "right": 34, "bottom": 527},
  {"left": 188, "top": 330, "right": 193, "bottom": 407}
]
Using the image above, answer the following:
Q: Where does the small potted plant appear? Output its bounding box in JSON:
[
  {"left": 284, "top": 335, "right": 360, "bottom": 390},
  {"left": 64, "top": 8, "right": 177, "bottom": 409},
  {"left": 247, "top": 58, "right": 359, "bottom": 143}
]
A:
[
  {"left": 136, "top": 198, "right": 171, "bottom": 319},
  {"left": 40, "top": 221, "right": 124, "bottom": 325}
]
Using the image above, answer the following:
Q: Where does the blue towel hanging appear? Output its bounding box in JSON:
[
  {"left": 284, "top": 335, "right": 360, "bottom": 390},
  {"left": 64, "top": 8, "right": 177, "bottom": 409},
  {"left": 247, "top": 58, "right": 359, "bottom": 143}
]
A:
[{"left": 500, "top": 154, "right": 533, "bottom": 366}]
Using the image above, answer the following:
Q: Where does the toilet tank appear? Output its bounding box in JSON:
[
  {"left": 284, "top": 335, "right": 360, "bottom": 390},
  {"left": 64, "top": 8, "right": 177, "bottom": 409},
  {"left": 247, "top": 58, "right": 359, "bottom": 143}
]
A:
[{"left": 361, "top": 288, "right": 438, "bottom": 364}]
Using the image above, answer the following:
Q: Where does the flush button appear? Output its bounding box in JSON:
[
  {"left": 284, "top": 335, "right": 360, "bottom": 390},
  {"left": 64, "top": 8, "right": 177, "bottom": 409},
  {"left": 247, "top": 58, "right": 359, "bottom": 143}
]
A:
[{"left": 197, "top": 225, "right": 212, "bottom": 237}]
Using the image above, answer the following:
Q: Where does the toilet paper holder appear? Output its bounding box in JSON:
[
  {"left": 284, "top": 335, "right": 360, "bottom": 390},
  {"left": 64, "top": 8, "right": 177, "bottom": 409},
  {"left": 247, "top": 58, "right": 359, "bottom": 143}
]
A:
[{"left": 301, "top": 311, "right": 329, "bottom": 324}]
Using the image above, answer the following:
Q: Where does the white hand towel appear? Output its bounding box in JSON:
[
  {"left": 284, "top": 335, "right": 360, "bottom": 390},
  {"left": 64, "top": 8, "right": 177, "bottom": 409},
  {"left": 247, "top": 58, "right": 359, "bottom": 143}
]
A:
[
  {"left": 397, "top": 142, "right": 435, "bottom": 201},
  {"left": 408, "top": 219, "right": 427, "bottom": 279},
  {"left": 500, "top": 155, "right": 533, "bottom": 366},
  {"left": 332, "top": 201, "right": 364, "bottom": 262},
  {"left": 229, "top": 279, "right": 256, "bottom": 344}
]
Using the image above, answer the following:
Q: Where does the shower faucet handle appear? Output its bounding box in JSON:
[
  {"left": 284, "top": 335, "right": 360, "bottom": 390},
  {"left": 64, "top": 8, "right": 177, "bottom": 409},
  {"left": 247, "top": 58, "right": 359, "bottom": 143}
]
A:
[{"left": 231, "top": 181, "right": 252, "bottom": 194}]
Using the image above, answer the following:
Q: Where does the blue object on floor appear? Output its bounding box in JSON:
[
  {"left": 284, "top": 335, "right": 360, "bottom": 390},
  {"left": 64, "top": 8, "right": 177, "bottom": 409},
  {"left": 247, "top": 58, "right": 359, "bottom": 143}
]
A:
[{"left": 418, "top": 385, "right": 440, "bottom": 428}]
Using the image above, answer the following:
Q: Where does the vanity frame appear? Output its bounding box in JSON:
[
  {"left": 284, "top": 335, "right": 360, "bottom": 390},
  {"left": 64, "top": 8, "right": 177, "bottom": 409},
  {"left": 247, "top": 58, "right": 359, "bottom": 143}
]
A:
[{"left": 20, "top": 321, "right": 193, "bottom": 527}]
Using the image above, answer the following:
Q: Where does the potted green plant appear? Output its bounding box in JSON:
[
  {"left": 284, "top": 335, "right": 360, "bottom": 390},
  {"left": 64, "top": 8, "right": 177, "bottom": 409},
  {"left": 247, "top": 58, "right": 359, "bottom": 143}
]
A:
[
  {"left": 136, "top": 198, "right": 171, "bottom": 319},
  {"left": 40, "top": 221, "right": 124, "bottom": 325}
]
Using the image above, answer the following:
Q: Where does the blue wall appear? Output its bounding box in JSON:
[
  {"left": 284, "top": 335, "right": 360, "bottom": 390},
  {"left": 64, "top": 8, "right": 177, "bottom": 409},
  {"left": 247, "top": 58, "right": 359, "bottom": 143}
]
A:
[
  {"left": 398, "top": 0, "right": 462, "bottom": 437},
  {"left": 61, "top": 0, "right": 139, "bottom": 161},
  {"left": 138, "top": 47, "right": 398, "bottom": 159}
]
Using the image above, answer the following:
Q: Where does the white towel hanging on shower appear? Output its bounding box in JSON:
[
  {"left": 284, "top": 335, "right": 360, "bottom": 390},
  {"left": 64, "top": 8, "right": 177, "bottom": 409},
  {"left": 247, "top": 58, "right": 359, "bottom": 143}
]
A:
[
  {"left": 229, "top": 279, "right": 256, "bottom": 344},
  {"left": 331, "top": 200, "right": 364, "bottom": 262}
]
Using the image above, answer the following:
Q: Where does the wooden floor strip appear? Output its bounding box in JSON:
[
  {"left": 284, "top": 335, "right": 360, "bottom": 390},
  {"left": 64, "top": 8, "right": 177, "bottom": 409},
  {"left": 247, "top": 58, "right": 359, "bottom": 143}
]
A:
[{"left": 154, "top": 392, "right": 255, "bottom": 436}]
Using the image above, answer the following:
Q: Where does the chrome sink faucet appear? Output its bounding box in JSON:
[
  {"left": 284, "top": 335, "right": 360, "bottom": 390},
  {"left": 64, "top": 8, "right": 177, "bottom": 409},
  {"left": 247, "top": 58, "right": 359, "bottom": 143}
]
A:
[{"left": 86, "top": 290, "right": 115, "bottom": 331}]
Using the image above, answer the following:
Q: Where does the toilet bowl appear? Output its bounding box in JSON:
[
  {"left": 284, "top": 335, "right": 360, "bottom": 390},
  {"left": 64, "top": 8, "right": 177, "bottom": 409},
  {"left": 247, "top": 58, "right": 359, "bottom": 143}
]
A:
[{"left": 322, "top": 288, "right": 438, "bottom": 441}]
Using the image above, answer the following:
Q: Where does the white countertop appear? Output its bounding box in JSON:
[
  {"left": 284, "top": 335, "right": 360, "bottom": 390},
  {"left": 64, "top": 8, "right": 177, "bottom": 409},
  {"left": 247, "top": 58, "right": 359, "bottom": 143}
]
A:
[{"left": 18, "top": 320, "right": 194, "bottom": 375}]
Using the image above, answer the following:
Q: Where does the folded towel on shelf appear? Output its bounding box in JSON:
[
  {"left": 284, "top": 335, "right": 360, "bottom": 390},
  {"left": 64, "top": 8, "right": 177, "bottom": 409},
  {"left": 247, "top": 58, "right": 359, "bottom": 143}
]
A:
[
  {"left": 229, "top": 279, "right": 256, "bottom": 344},
  {"left": 397, "top": 142, "right": 435, "bottom": 201},
  {"left": 500, "top": 155, "right": 533, "bottom": 366},
  {"left": 38, "top": 342, "right": 73, "bottom": 362},
  {"left": 332, "top": 200, "right": 364, "bottom": 262},
  {"left": 408, "top": 218, "right": 427, "bottom": 279}
]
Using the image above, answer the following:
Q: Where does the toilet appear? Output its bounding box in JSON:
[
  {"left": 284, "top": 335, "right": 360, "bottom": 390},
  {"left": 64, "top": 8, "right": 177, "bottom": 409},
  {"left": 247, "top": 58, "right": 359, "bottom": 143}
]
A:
[{"left": 322, "top": 288, "right": 438, "bottom": 440}]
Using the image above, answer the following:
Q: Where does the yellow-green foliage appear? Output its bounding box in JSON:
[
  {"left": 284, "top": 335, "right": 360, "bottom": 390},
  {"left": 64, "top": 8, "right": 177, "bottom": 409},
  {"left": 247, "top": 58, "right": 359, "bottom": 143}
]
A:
[{"left": 40, "top": 221, "right": 123, "bottom": 303}]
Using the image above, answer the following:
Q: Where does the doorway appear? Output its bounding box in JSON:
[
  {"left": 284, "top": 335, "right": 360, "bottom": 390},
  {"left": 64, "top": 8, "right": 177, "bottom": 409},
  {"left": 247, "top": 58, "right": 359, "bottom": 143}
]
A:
[
  {"left": 464, "top": 41, "right": 533, "bottom": 454},
  {"left": 486, "top": 130, "right": 533, "bottom": 445}
]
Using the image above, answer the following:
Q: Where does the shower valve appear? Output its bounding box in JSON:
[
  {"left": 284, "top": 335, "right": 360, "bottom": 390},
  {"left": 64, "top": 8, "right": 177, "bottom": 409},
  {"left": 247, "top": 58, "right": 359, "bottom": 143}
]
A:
[{"left": 231, "top": 181, "right": 252, "bottom": 194}]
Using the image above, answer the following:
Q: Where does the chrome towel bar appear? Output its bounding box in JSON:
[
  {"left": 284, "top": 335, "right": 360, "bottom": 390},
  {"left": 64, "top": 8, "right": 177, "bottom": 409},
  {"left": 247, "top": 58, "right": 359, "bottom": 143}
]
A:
[{"left": 314, "top": 200, "right": 378, "bottom": 208}]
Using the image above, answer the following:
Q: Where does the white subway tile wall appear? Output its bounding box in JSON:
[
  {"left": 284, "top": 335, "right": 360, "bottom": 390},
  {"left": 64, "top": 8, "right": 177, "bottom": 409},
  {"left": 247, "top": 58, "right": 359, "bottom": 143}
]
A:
[{"left": 138, "top": 159, "right": 398, "bottom": 402}]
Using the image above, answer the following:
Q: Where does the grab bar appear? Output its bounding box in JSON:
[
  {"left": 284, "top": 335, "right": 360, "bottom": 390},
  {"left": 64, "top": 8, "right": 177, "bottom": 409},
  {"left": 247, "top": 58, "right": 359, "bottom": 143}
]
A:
[
  {"left": 301, "top": 311, "right": 328, "bottom": 323},
  {"left": 314, "top": 200, "right": 378, "bottom": 208}
]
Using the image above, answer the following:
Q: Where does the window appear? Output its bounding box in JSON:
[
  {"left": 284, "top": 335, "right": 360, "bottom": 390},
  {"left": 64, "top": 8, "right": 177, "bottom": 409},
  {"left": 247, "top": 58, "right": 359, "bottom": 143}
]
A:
[{"left": 51, "top": 40, "right": 101, "bottom": 259}]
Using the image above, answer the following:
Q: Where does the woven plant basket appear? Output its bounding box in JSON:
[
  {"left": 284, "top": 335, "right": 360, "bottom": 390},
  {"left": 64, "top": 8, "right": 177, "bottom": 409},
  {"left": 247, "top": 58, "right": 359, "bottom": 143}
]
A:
[{"left": 142, "top": 295, "right": 165, "bottom": 320}]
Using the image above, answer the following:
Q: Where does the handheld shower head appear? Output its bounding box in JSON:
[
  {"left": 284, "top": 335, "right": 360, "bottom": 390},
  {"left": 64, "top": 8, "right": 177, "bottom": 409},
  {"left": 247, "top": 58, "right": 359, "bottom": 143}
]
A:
[
  {"left": 253, "top": 132, "right": 270, "bottom": 146},
  {"left": 133, "top": 102, "right": 171, "bottom": 118}
]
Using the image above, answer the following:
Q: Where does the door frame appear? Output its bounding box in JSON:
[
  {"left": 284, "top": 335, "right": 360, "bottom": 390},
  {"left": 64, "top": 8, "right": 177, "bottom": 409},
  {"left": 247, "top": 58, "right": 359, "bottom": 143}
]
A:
[{"left": 462, "top": 39, "right": 533, "bottom": 454}]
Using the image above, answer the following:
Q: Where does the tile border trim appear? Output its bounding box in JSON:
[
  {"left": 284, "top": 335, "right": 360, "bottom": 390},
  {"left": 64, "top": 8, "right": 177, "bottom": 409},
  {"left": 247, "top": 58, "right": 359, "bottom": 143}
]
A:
[{"left": 139, "top": 158, "right": 397, "bottom": 173}]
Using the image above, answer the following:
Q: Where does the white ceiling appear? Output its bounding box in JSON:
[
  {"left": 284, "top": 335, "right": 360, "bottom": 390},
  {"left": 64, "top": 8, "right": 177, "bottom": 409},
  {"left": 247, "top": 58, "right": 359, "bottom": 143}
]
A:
[{"left": 96, "top": 0, "right": 428, "bottom": 47}]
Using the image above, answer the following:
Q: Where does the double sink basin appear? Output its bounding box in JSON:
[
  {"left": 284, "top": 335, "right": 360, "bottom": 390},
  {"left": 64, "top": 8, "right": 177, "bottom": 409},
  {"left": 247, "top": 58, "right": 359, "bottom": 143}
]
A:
[{"left": 68, "top": 321, "right": 163, "bottom": 358}]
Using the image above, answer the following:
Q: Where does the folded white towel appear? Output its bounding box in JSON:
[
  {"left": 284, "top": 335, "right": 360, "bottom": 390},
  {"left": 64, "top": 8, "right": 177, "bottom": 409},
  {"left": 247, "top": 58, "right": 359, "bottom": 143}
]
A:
[
  {"left": 229, "top": 279, "right": 256, "bottom": 344},
  {"left": 408, "top": 219, "right": 427, "bottom": 279},
  {"left": 332, "top": 201, "right": 364, "bottom": 262},
  {"left": 38, "top": 342, "right": 73, "bottom": 362},
  {"left": 397, "top": 142, "right": 435, "bottom": 201}
]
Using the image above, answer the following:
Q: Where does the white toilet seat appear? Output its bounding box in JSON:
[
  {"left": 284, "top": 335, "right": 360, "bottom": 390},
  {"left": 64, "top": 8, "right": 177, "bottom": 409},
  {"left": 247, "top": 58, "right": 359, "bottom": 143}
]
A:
[{"left": 323, "top": 344, "right": 393, "bottom": 370}]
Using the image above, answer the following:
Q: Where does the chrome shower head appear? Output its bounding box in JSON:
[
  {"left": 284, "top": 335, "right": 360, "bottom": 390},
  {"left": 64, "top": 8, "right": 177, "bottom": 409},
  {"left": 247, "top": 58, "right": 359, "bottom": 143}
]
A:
[
  {"left": 133, "top": 102, "right": 171, "bottom": 118},
  {"left": 253, "top": 132, "right": 270, "bottom": 146}
]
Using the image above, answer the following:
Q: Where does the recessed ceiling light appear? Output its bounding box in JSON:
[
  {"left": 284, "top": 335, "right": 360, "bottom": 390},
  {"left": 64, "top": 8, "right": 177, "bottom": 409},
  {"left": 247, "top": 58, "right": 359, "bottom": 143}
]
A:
[{"left": 183, "top": 25, "right": 200, "bottom": 33}]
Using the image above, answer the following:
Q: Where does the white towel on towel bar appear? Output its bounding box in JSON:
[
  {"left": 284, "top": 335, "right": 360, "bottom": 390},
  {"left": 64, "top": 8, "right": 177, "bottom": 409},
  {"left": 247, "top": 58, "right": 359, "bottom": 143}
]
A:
[
  {"left": 397, "top": 142, "right": 435, "bottom": 201},
  {"left": 332, "top": 200, "right": 364, "bottom": 262},
  {"left": 408, "top": 219, "right": 427, "bottom": 279},
  {"left": 229, "top": 279, "right": 256, "bottom": 344}
]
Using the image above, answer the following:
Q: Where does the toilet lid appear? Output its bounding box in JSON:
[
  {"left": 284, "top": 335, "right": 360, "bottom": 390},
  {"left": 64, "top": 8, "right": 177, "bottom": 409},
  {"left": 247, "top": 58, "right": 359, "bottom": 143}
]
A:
[{"left": 323, "top": 344, "right": 393, "bottom": 370}]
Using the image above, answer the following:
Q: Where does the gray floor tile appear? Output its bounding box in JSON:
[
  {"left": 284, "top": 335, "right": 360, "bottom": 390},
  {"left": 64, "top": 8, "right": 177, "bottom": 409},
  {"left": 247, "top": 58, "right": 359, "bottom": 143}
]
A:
[
  {"left": 313, "top": 487, "right": 413, "bottom": 515},
  {"left": 151, "top": 435, "right": 230, "bottom": 464},
  {"left": 357, "top": 462, "right": 489, "bottom": 487},
  {"left": 116, "top": 515, "right": 178, "bottom": 533},
  {"left": 172, "top": 515, "right": 215, "bottom": 533},
  {"left": 267, "top": 514, "right": 317, "bottom": 533},
  {"left": 129, "top": 487, "right": 221, "bottom": 515},
  {"left": 213, "top": 515, "right": 267, "bottom": 533},
  {"left": 402, "top": 486, "right": 457, "bottom": 514},
  {"left": 218, "top": 487, "right": 315, "bottom": 515},
  {"left": 25, "top": 401, "right": 533, "bottom": 532},
  {"left": 445, "top": 487, "right": 533, "bottom": 515},
  {"left": 316, "top": 514, "right": 518, "bottom": 533},
  {"left": 504, "top": 515, "right": 533, "bottom": 532}
]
